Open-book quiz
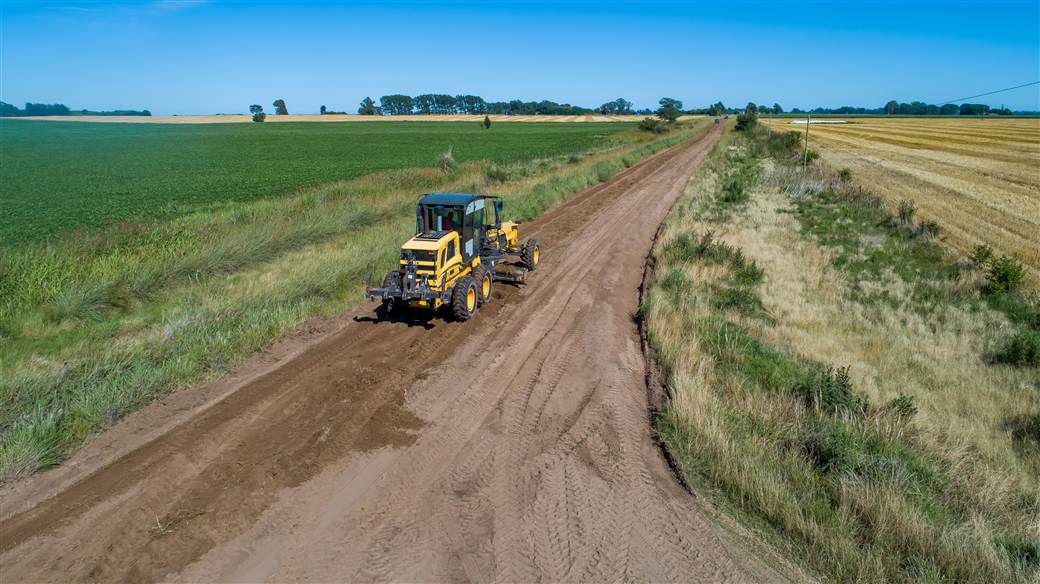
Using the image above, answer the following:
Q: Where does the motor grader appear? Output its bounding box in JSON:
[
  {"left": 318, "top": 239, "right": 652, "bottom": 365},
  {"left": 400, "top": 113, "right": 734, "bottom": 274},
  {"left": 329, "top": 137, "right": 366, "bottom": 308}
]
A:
[{"left": 366, "top": 194, "right": 540, "bottom": 321}]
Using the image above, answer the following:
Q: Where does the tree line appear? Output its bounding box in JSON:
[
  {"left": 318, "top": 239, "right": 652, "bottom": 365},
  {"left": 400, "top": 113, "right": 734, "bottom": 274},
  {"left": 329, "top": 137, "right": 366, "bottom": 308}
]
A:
[
  {"left": 365, "top": 94, "right": 623, "bottom": 116},
  {"left": 309, "top": 95, "right": 638, "bottom": 116},
  {"left": 0, "top": 101, "right": 151, "bottom": 117}
]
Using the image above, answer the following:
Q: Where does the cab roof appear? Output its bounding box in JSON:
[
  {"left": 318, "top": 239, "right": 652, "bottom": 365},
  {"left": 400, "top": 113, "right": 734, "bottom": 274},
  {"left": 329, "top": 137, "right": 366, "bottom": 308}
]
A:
[{"left": 418, "top": 193, "right": 499, "bottom": 207}]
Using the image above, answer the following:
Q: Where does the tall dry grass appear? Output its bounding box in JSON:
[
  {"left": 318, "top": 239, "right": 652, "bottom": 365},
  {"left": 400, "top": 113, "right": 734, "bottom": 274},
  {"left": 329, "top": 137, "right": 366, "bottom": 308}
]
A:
[
  {"left": 645, "top": 125, "right": 1039, "bottom": 583},
  {"left": 761, "top": 117, "right": 1040, "bottom": 284}
]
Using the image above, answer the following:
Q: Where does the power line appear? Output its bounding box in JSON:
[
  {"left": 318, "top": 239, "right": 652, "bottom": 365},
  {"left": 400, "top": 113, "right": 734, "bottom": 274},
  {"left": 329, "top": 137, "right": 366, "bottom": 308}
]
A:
[{"left": 941, "top": 81, "right": 1039, "bottom": 104}]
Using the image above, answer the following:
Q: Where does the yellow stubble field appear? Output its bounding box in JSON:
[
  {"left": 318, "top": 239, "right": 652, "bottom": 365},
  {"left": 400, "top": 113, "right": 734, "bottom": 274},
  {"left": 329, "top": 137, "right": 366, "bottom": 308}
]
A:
[{"left": 763, "top": 117, "right": 1040, "bottom": 281}]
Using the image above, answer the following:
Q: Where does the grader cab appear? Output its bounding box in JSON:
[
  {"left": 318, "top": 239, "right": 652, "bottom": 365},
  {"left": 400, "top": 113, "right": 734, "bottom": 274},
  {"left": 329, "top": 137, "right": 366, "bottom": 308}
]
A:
[{"left": 366, "top": 194, "right": 540, "bottom": 321}]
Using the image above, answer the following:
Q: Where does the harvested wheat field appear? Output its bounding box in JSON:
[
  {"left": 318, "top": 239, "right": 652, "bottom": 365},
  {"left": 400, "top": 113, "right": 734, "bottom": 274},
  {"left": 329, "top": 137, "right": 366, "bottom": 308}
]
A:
[
  {"left": 763, "top": 117, "right": 1040, "bottom": 282},
  {"left": 9, "top": 114, "right": 683, "bottom": 124}
]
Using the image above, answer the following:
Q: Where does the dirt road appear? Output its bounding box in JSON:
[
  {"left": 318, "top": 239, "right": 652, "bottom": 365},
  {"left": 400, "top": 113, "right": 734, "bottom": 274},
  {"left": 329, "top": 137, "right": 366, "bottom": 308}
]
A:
[{"left": 1, "top": 123, "right": 770, "bottom": 582}]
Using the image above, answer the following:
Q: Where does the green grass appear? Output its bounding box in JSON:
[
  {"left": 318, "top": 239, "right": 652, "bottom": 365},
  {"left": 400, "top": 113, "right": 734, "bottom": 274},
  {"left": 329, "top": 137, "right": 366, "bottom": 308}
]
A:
[
  {"left": 0, "top": 120, "right": 631, "bottom": 245},
  {"left": 0, "top": 118, "right": 710, "bottom": 480}
]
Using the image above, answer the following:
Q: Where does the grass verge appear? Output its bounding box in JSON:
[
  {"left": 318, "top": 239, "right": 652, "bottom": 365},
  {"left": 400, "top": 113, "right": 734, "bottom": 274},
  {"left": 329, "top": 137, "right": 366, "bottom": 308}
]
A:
[
  {"left": 644, "top": 123, "right": 1039, "bottom": 582},
  {"left": 0, "top": 120, "right": 711, "bottom": 480}
]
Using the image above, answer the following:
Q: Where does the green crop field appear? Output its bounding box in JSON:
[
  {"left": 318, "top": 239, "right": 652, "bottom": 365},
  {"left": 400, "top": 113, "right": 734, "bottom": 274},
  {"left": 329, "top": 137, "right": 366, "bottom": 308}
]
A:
[
  {"left": 0, "top": 117, "right": 709, "bottom": 481},
  {"left": 0, "top": 120, "right": 630, "bottom": 245}
]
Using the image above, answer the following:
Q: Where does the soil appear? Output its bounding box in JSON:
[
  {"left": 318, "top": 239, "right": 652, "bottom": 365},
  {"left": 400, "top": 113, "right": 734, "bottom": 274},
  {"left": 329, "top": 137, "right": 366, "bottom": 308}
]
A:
[{"left": 0, "top": 123, "right": 780, "bottom": 582}]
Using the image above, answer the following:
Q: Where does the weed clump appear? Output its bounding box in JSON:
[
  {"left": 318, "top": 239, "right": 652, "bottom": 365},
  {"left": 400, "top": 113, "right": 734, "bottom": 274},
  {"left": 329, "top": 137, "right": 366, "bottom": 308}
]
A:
[
  {"left": 970, "top": 243, "right": 994, "bottom": 268},
  {"left": 897, "top": 199, "right": 917, "bottom": 225},
  {"left": 791, "top": 365, "right": 867, "bottom": 417},
  {"left": 486, "top": 164, "right": 509, "bottom": 183},
  {"left": 996, "top": 329, "right": 1040, "bottom": 367},
  {"left": 916, "top": 219, "right": 941, "bottom": 239},
  {"left": 438, "top": 145, "right": 458, "bottom": 174},
  {"left": 986, "top": 255, "right": 1026, "bottom": 294},
  {"left": 885, "top": 394, "right": 918, "bottom": 419}
]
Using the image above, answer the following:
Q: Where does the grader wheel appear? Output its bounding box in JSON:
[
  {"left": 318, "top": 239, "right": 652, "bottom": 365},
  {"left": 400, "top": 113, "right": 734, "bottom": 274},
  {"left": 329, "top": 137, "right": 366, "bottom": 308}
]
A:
[
  {"left": 452, "top": 277, "right": 478, "bottom": 321},
  {"left": 472, "top": 264, "right": 494, "bottom": 304},
  {"left": 521, "top": 239, "right": 540, "bottom": 270}
]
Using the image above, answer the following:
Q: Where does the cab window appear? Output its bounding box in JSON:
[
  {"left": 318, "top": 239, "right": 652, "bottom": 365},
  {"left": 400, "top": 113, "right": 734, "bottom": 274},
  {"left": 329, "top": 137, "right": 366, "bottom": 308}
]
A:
[
  {"left": 446, "top": 239, "right": 457, "bottom": 263},
  {"left": 421, "top": 205, "right": 463, "bottom": 233},
  {"left": 484, "top": 201, "right": 498, "bottom": 226}
]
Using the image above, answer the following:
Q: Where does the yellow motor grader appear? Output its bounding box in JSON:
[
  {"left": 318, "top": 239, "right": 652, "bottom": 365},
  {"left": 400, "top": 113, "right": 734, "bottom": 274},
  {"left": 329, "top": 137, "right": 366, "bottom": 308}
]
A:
[{"left": 366, "top": 194, "right": 540, "bottom": 320}]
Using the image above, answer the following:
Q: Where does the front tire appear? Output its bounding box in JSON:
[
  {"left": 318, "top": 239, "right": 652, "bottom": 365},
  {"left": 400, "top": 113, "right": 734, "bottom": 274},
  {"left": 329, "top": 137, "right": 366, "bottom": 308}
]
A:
[
  {"left": 451, "top": 276, "right": 478, "bottom": 321},
  {"left": 521, "top": 239, "right": 540, "bottom": 270}
]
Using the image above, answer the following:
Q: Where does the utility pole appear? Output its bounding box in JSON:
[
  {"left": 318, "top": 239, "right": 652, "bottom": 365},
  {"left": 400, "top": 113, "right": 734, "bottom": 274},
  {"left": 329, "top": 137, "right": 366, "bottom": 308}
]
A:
[{"left": 802, "top": 111, "right": 811, "bottom": 170}]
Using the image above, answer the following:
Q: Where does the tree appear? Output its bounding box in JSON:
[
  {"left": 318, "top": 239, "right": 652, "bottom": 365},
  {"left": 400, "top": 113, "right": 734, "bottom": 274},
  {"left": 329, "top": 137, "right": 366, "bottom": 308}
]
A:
[
  {"left": 598, "top": 97, "right": 633, "bottom": 115},
  {"left": 23, "top": 102, "right": 70, "bottom": 116},
  {"left": 939, "top": 103, "right": 959, "bottom": 115},
  {"left": 772, "top": 102, "right": 783, "bottom": 114},
  {"left": 707, "top": 101, "right": 726, "bottom": 116},
  {"left": 0, "top": 101, "right": 19, "bottom": 116},
  {"left": 379, "top": 94, "right": 413, "bottom": 116},
  {"left": 357, "top": 97, "right": 381, "bottom": 115},
  {"left": 320, "top": 105, "right": 326, "bottom": 115},
  {"left": 745, "top": 102, "right": 758, "bottom": 114},
  {"left": 414, "top": 94, "right": 435, "bottom": 114},
  {"left": 657, "top": 97, "right": 683, "bottom": 122},
  {"left": 454, "top": 95, "right": 487, "bottom": 114},
  {"left": 884, "top": 100, "right": 899, "bottom": 115},
  {"left": 959, "top": 103, "right": 990, "bottom": 116},
  {"left": 249, "top": 104, "right": 265, "bottom": 122},
  {"left": 272, "top": 99, "right": 288, "bottom": 115},
  {"left": 483, "top": 115, "right": 492, "bottom": 129}
]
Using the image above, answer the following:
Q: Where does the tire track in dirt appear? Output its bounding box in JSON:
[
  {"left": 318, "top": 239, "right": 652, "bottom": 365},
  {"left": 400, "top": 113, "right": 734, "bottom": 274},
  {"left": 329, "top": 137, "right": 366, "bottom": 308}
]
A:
[{"left": 1, "top": 123, "right": 774, "bottom": 582}]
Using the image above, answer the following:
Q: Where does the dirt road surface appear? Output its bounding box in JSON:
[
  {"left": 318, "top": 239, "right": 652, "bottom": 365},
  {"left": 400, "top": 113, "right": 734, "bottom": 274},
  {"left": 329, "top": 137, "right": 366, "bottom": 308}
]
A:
[{"left": 1, "top": 123, "right": 775, "bottom": 582}]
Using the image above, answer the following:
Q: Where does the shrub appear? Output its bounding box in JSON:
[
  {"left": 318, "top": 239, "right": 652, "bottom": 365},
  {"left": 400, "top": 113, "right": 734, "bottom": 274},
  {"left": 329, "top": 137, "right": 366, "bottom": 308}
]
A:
[
  {"left": 251, "top": 112, "right": 266, "bottom": 123},
  {"left": 838, "top": 167, "right": 852, "bottom": 182},
  {"left": 639, "top": 117, "right": 669, "bottom": 133},
  {"left": 996, "top": 330, "right": 1040, "bottom": 366},
  {"left": 664, "top": 231, "right": 715, "bottom": 264},
  {"left": 731, "top": 257, "right": 764, "bottom": 286},
  {"left": 801, "top": 419, "right": 862, "bottom": 473},
  {"left": 791, "top": 365, "right": 867, "bottom": 417},
  {"left": 897, "top": 199, "right": 917, "bottom": 225},
  {"left": 568, "top": 153, "right": 583, "bottom": 164},
  {"left": 718, "top": 174, "right": 750, "bottom": 205},
  {"left": 593, "top": 161, "right": 614, "bottom": 182},
  {"left": 486, "top": 164, "right": 509, "bottom": 183},
  {"left": 734, "top": 112, "right": 758, "bottom": 131},
  {"left": 916, "top": 219, "right": 941, "bottom": 239},
  {"left": 711, "top": 286, "right": 766, "bottom": 317},
  {"left": 885, "top": 394, "right": 918, "bottom": 419},
  {"left": 659, "top": 267, "right": 690, "bottom": 293},
  {"left": 970, "top": 243, "right": 994, "bottom": 268},
  {"left": 986, "top": 255, "right": 1025, "bottom": 293},
  {"left": 438, "top": 145, "right": 458, "bottom": 174}
]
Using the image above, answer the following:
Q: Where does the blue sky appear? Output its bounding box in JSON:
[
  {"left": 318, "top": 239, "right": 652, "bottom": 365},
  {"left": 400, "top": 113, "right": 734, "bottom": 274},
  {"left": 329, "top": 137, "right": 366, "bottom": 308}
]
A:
[{"left": 2, "top": 1, "right": 1038, "bottom": 114}]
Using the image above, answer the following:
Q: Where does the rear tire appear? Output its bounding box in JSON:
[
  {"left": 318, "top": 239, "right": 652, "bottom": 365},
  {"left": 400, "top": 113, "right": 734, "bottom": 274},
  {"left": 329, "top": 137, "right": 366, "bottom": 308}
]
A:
[
  {"left": 451, "top": 277, "right": 478, "bottom": 321},
  {"left": 521, "top": 239, "right": 540, "bottom": 270},
  {"left": 472, "top": 264, "right": 494, "bottom": 304}
]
